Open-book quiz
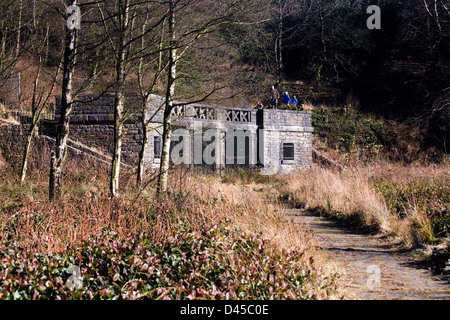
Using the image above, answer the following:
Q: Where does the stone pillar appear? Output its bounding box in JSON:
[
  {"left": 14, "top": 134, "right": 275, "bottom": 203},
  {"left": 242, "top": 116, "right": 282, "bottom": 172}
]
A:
[
  {"left": 249, "top": 130, "right": 258, "bottom": 167},
  {"left": 216, "top": 129, "right": 226, "bottom": 175}
]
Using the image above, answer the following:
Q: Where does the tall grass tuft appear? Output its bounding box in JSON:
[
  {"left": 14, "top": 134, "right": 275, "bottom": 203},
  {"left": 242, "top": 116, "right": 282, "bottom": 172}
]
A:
[{"left": 280, "top": 161, "right": 450, "bottom": 248}]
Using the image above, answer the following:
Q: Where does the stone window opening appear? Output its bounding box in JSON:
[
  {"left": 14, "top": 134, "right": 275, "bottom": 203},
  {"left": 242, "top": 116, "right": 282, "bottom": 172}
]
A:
[
  {"left": 283, "top": 143, "right": 295, "bottom": 161},
  {"left": 154, "top": 136, "right": 162, "bottom": 159}
]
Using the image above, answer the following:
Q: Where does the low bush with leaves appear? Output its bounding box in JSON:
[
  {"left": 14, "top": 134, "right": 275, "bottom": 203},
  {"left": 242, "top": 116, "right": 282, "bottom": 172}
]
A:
[
  {"left": 0, "top": 225, "right": 338, "bottom": 300},
  {"left": 0, "top": 163, "right": 340, "bottom": 300},
  {"left": 312, "top": 107, "right": 421, "bottom": 162},
  {"left": 429, "top": 247, "right": 450, "bottom": 276}
]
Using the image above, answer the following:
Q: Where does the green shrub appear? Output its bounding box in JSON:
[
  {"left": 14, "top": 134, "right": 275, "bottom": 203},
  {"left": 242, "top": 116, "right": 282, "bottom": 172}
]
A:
[
  {"left": 0, "top": 225, "right": 338, "bottom": 300},
  {"left": 429, "top": 247, "right": 450, "bottom": 275},
  {"left": 312, "top": 107, "right": 407, "bottom": 161}
]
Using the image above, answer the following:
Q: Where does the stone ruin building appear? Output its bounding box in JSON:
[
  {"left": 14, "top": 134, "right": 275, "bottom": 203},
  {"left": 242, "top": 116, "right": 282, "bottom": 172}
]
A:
[{"left": 54, "top": 94, "right": 314, "bottom": 174}]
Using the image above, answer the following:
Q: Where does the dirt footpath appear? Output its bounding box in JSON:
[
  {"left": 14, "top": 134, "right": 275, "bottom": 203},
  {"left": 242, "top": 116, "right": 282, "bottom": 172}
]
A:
[{"left": 286, "top": 209, "right": 450, "bottom": 300}]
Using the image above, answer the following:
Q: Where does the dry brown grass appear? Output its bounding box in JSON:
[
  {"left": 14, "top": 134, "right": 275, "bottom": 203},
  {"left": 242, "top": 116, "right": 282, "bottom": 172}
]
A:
[
  {"left": 167, "top": 171, "right": 314, "bottom": 252},
  {"left": 283, "top": 166, "right": 391, "bottom": 231},
  {"left": 302, "top": 102, "right": 315, "bottom": 112},
  {"left": 0, "top": 160, "right": 321, "bottom": 259},
  {"left": 0, "top": 161, "right": 343, "bottom": 300},
  {"left": 280, "top": 160, "right": 450, "bottom": 247},
  {"left": 162, "top": 170, "right": 341, "bottom": 298}
]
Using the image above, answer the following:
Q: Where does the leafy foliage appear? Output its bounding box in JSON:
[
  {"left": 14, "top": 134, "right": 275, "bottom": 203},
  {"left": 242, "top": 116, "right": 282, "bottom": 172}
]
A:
[
  {"left": 0, "top": 225, "right": 338, "bottom": 300},
  {"left": 429, "top": 247, "right": 450, "bottom": 276},
  {"left": 312, "top": 107, "right": 404, "bottom": 161}
]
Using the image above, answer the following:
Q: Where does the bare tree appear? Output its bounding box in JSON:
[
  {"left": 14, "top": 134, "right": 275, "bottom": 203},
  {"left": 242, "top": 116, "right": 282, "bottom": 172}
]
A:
[
  {"left": 101, "top": 0, "right": 165, "bottom": 197},
  {"left": 136, "top": 12, "right": 168, "bottom": 189},
  {"left": 96, "top": 0, "right": 170, "bottom": 196},
  {"left": 0, "top": 0, "right": 24, "bottom": 101},
  {"left": 423, "top": 0, "right": 450, "bottom": 32},
  {"left": 50, "top": 0, "right": 78, "bottom": 201},
  {"left": 21, "top": 24, "right": 62, "bottom": 182},
  {"left": 15, "top": 0, "right": 23, "bottom": 59},
  {"left": 155, "top": 0, "right": 258, "bottom": 194},
  {"left": 108, "top": 0, "right": 131, "bottom": 198},
  {"left": 156, "top": 0, "right": 177, "bottom": 194}
]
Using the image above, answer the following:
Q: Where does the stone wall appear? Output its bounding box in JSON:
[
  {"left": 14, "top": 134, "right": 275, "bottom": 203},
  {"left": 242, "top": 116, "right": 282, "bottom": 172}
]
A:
[
  {"left": 67, "top": 124, "right": 143, "bottom": 165},
  {"left": 2, "top": 94, "right": 314, "bottom": 175},
  {"left": 55, "top": 94, "right": 142, "bottom": 124},
  {"left": 54, "top": 94, "right": 146, "bottom": 165},
  {"left": 0, "top": 124, "right": 60, "bottom": 173},
  {"left": 0, "top": 124, "right": 119, "bottom": 171},
  {"left": 258, "top": 109, "right": 312, "bottom": 130},
  {"left": 258, "top": 109, "right": 313, "bottom": 174},
  {"left": 0, "top": 124, "right": 31, "bottom": 167}
]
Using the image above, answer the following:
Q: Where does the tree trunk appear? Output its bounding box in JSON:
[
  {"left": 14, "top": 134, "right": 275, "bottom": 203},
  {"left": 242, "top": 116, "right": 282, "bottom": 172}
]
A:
[
  {"left": 0, "top": 23, "right": 6, "bottom": 71},
  {"left": 315, "top": 8, "right": 326, "bottom": 92},
  {"left": 157, "top": 0, "right": 177, "bottom": 195},
  {"left": 15, "top": 0, "right": 23, "bottom": 59},
  {"left": 21, "top": 127, "right": 36, "bottom": 182},
  {"left": 136, "top": 116, "right": 148, "bottom": 189},
  {"left": 110, "top": 0, "right": 129, "bottom": 198},
  {"left": 21, "top": 24, "right": 55, "bottom": 183},
  {"left": 33, "top": 0, "right": 37, "bottom": 29},
  {"left": 110, "top": 83, "right": 125, "bottom": 197},
  {"left": 49, "top": 152, "right": 56, "bottom": 202},
  {"left": 50, "top": 0, "right": 78, "bottom": 202},
  {"left": 136, "top": 18, "right": 166, "bottom": 189},
  {"left": 20, "top": 61, "right": 42, "bottom": 183},
  {"left": 275, "top": 1, "right": 284, "bottom": 84}
]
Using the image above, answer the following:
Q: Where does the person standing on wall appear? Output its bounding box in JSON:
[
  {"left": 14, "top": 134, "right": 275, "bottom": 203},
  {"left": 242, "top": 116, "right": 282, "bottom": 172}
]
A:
[
  {"left": 270, "top": 85, "right": 280, "bottom": 109},
  {"left": 283, "top": 92, "right": 291, "bottom": 106},
  {"left": 292, "top": 95, "right": 298, "bottom": 108}
]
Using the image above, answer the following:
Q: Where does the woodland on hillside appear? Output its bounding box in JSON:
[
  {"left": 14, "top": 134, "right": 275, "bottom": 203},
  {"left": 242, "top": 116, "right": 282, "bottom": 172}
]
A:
[
  {"left": 0, "top": 1, "right": 449, "bottom": 301},
  {"left": 0, "top": 0, "right": 449, "bottom": 195}
]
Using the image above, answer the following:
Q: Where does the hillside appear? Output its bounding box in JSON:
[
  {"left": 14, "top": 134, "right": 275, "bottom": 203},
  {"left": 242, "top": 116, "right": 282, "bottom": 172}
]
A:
[
  {"left": 1, "top": 1, "right": 448, "bottom": 159},
  {"left": 0, "top": 0, "right": 449, "bottom": 303}
]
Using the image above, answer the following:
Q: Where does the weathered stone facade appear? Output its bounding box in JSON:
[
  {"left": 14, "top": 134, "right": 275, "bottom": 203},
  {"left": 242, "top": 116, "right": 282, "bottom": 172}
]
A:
[
  {"left": 258, "top": 109, "right": 313, "bottom": 174},
  {"left": 0, "top": 124, "right": 116, "bottom": 171},
  {"left": 0, "top": 124, "right": 31, "bottom": 167},
  {"left": 54, "top": 94, "right": 313, "bottom": 174}
]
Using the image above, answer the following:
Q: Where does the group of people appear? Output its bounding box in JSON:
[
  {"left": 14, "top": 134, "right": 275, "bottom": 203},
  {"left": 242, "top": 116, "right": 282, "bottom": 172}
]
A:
[{"left": 269, "top": 85, "right": 299, "bottom": 109}]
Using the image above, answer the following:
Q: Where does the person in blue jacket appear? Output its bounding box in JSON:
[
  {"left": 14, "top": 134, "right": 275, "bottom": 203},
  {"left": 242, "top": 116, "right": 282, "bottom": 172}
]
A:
[
  {"left": 292, "top": 95, "right": 299, "bottom": 107},
  {"left": 283, "top": 92, "right": 291, "bottom": 106}
]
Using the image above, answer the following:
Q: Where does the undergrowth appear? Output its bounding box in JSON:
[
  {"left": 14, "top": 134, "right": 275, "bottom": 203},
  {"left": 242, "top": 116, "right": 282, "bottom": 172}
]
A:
[
  {"left": 0, "top": 161, "right": 340, "bottom": 300},
  {"left": 311, "top": 106, "right": 425, "bottom": 163},
  {"left": 0, "top": 226, "right": 338, "bottom": 300}
]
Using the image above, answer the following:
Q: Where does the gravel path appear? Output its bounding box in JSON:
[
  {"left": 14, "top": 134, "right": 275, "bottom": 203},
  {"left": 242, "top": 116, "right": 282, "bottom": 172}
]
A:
[{"left": 286, "top": 209, "right": 450, "bottom": 300}]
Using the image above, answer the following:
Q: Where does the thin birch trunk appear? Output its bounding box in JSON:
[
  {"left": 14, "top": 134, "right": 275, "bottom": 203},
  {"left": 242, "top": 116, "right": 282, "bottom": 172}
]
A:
[
  {"left": 20, "top": 59, "right": 42, "bottom": 182},
  {"left": 33, "top": 0, "right": 37, "bottom": 29},
  {"left": 15, "top": 0, "right": 23, "bottom": 59},
  {"left": 157, "top": 0, "right": 177, "bottom": 195},
  {"left": 21, "top": 24, "right": 54, "bottom": 183},
  {"left": 136, "top": 18, "right": 166, "bottom": 189},
  {"left": 50, "top": 0, "right": 78, "bottom": 201},
  {"left": 110, "top": 0, "right": 129, "bottom": 198},
  {"left": 0, "top": 23, "right": 6, "bottom": 72},
  {"left": 276, "top": 3, "right": 283, "bottom": 84},
  {"left": 136, "top": 123, "right": 147, "bottom": 189},
  {"left": 136, "top": 16, "right": 150, "bottom": 190}
]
